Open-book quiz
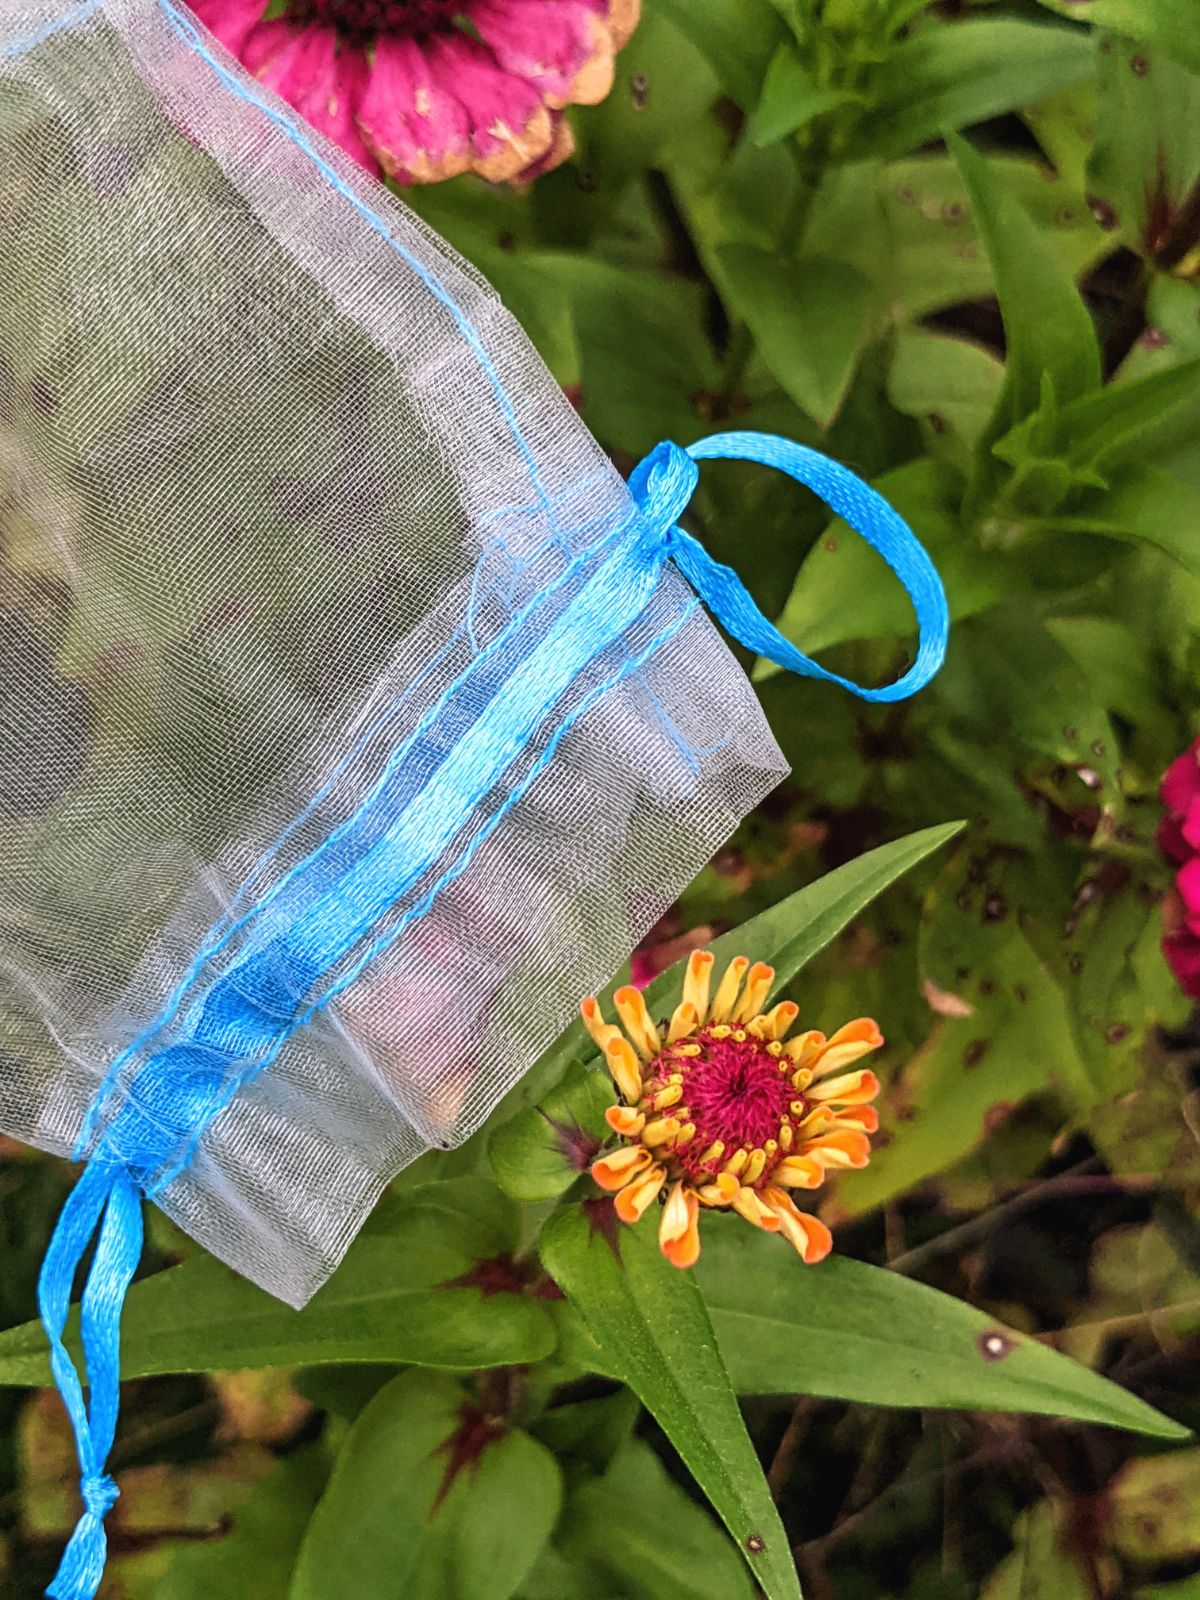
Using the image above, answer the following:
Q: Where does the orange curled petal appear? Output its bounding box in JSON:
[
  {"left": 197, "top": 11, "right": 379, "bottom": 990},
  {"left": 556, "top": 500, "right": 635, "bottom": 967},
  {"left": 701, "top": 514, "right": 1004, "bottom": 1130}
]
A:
[
  {"left": 731, "top": 1185, "right": 783, "bottom": 1232},
  {"left": 581, "top": 995, "right": 620, "bottom": 1052},
  {"left": 763, "top": 1187, "right": 834, "bottom": 1264},
  {"left": 760, "top": 1000, "right": 799, "bottom": 1042},
  {"left": 710, "top": 955, "right": 750, "bottom": 1023},
  {"left": 801, "top": 1127, "right": 871, "bottom": 1170},
  {"left": 615, "top": 1164, "right": 666, "bottom": 1223},
  {"left": 695, "top": 1172, "right": 740, "bottom": 1206},
  {"left": 808, "top": 1018, "right": 884, "bottom": 1080},
  {"left": 605, "top": 1104, "right": 645, "bottom": 1137},
  {"left": 602, "top": 1035, "right": 644, "bottom": 1104},
  {"left": 591, "top": 1145, "right": 651, "bottom": 1191},
  {"left": 773, "top": 1155, "right": 825, "bottom": 1189},
  {"left": 784, "top": 1029, "right": 826, "bottom": 1069},
  {"left": 835, "top": 1104, "right": 879, "bottom": 1134},
  {"left": 667, "top": 999, "right": 698, "bottom": 1045},
  {"left": 614, "top": 985, "right": 661, "bottom": 1059},
  {"left": 808, "top": 1068, "right": 880, "bottom": 1107},
  {"left": 733, "top": 961, "right": 774, "bottom": 1023},
  {"left": 682, "top": 949, "right": 714, "bottom": 1019},
  {"left": 659, "top": 1182, "right": 702, "bottom": 1268}
]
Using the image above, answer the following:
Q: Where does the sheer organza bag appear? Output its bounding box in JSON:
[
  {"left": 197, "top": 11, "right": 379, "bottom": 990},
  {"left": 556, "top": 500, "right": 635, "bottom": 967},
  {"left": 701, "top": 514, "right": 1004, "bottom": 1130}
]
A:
[{"left": 0, "top": 3, "right": 947, "bottom": 1595}]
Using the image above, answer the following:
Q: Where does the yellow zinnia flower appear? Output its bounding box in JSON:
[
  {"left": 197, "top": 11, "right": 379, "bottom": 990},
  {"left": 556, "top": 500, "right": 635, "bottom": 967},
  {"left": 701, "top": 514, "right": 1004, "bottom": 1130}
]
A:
[{"left": 583, "top": 951, "right": 882, "bottom": 1269}]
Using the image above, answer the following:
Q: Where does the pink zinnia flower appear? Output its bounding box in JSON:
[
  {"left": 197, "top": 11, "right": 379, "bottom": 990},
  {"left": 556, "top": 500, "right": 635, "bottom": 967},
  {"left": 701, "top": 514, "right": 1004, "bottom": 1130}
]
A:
[
  {"left": 193, "top": 0, "right": 639, "bottom": 183},
  {"left": 1160, "top": 737, "right": 1200, "bottom": 999}
]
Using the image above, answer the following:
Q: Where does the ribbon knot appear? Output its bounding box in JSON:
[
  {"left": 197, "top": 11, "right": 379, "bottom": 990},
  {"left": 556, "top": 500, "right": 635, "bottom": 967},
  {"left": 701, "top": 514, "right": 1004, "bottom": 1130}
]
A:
[
  {"left": 629, "top": 429, "right": 948, "bottom": 705},
  {"left": 81, "top": 1474, "right": 119, "bottom": 1520}
]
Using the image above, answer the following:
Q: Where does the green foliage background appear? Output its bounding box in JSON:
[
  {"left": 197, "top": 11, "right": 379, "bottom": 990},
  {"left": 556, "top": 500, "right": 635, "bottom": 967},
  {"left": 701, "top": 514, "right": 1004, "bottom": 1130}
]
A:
[{"left": 4, "top": 1, "right": 1200, "bottom": 1596}]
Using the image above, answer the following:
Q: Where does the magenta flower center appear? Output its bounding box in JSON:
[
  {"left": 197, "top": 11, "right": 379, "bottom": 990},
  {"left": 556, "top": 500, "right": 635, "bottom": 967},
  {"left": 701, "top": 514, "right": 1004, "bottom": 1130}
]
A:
[
  {"left": 288, "top": 0, "right": 461, "bottom": 38},
  {"left": 653, "top": 1027, "right": 807, "bottom": 1182}
]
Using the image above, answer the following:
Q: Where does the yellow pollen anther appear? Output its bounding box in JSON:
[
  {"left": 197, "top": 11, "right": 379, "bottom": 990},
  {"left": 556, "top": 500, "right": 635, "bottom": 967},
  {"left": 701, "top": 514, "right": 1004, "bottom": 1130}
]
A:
[
  {"left": 763, "top": 1138, "right": 778, "bottom": 1156},
  {"left": 790, "top": 1099, "right": 807, "bottom": 1117},
  {"left": 651, "top": 1083, "right": 683, "bottom": 1111},
  {"left": 724, "top": 1148, "right": 749, "bottom": 1178},
  {"left": 697, "top": 1140, "right": 725, "bottom": 1166},
  {"left": 675, "top": 1122, "right": 696, "bottom": 1146},
  {"left": 792, "top": 1068, "right": 813, "bottom": 1090},
  {"left": 733, "top": 1028, "right": 747, "bottom": 1042},
  {"left": 767, "top": 1040, "right": 784, "bottom": 1058},
  {"left": 743, "top": 1149, "right": 767, "bottom": 1185},
  {"left": 779, "top": 1122, "right": 795, "bottom": 1151},
  {"left": 676, "top": 1042, "right": 702, "bottom": 1057}
]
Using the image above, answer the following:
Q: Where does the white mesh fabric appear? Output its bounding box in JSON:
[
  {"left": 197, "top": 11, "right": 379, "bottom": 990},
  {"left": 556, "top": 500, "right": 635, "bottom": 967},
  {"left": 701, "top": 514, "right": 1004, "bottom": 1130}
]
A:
[{"left": 0, "top": 0, "right": 787, "bottom": 1305}]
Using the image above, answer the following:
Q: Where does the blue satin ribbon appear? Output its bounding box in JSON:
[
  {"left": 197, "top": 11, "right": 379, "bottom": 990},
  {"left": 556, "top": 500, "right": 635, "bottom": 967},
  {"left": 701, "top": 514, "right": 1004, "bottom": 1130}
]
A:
[{"left": 37, "top": 435, "right": 946, "bottom": 1600}]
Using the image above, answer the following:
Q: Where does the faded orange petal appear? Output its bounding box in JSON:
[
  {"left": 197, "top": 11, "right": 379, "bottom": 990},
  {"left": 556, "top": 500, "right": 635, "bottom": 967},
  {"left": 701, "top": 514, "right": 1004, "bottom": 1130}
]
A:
[
  {"left": 763, "top": 1187, "right": 833, "bottom": 1264},
  {"left": 801, "top": 1127, "right": 871, "bottom": 1170},
  {"left": 591, "top": 1144, "right": 650, "bottom": 1191},
  {"left": 615, "top": 984, "right": 661, "bottom": 1059},
  {"left": 772, "top": 1155, "right": 825, "bottom": 1189},
  {"left": 808, "top": 1067, "right": 880, "bottom": 1106},
  {"left": 807, "top": 1019, "right": 883, "bottom": 1080},
  {"left": 659, "top": 1182, "right": 701, "bottom": 1268},
  {"left": 731, "top": 1185, "right": 783, "bottom": 1232},
  {"left": 682, "top": 949, "right": 714, "bottom": 1019},
  {"left": 605, "top": 1104, "right": 645, "bottom": 1137},
  {"left": 834, "top": 1104, "right": 879, "bottom": 1134},
  {"left": 615, "top": 1163, "right": 666, "bottom": 1222}
]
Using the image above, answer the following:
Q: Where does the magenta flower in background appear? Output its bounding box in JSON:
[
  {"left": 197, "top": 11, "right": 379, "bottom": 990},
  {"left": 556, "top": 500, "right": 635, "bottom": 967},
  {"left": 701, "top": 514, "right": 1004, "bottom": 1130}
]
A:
[
  {"left": 1160, "top": 736, "right": 1200, "bottom": 999},
  {"left": 193, "top": 0, "right": 640, "bottom": 183}
]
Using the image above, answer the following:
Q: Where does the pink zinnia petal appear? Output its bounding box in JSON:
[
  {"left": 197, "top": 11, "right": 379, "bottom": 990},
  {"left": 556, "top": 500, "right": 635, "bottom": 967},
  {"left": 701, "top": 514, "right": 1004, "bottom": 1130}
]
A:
[
  {"left": 191, "top": 0, "right": 267, "bottom": 59},
  {"left": 1163, "top": 740, "right": 1200, "bottom": 817},
  {"left": 1165, "top": 933, "right": 1200, "bottom": 998},
  {"left": 1178, "top": 856, "right": 1200, "bottom": 919},
  {"left": 357, "top": 35, "right": 471, "bottom": 184},
  {"left": 422, "top": 32, "right": 555, "bottom": 182},
  {"left": 242, "top": 21, "right": 380, "bottom": 176},
  {"left": 1181, "top": 795, "right": 1200, "bottom": 853},
  {"left": 471, "top": 0, "right": 613, "bottom": 109}
]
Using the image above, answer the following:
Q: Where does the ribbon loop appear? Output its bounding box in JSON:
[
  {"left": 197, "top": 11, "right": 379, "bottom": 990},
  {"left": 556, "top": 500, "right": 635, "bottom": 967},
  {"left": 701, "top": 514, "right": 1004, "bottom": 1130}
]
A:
[{"left": 632, "top": 429, "right": 949, "bottom": 704}]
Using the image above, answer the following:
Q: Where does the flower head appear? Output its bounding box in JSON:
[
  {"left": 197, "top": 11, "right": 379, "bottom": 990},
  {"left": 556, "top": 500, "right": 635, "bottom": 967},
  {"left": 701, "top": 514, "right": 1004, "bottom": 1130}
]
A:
[
  {"left": 584, "top": 951, "right": 882, "bottom": 1269},
  {"left": 194, "top": 0, "right": 638, "bottom": 183},
  {"left": 1160, "top": 737, "right": 1200, "bottom": 998}
]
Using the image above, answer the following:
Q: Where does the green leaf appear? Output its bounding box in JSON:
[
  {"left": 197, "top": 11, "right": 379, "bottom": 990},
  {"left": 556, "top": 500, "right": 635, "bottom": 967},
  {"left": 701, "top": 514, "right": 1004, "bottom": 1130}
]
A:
[
  {"left": 848, "top": 20, "right": 1095, "bottom": 162},
  {"left": 540, "top": 1203, "right": 803, "bottom": 1600},
  {"left": 717, "top": 246, "right": 877, "bottom": 427},
  {"left": 981, "top": 1503, "right": 1093, "bottom": 1600},
  {"left": 1033, "top": 0, "right": 1200, "bottom": 75},
  {"left": 1039, "top": 465, "right": 1200, "bottom": 578},
  {"left": 290, "top": 1371, "right": 561, "bottom": 1600},
  {"left": 950, "top": 133, "right": 1101, "bottom": 462},
  {"left": 489, "top": 1059, "right": 613, "bottom": 1203},
  {"left": 0, "top": 1182, "right": 556, "bottom": 1383},
  {"left": 766, "top": 458, "right": 1019, "bottom": 669},
  {"left": 696, "top": 1217, "right": 1188, "bottom": 1437},
  {"left": 1086, "top": 36, "right": 1200, "bottom": 257},
  {"left": 1051, "top": 356, "right": 1200, "bottom": 475},
  {"left": 641, "top": 820, "right": 965, "bottom": 1022},
  {"left": 155, "top": 1449, "right": 328, "bottom": 1600},
  {"left": 748, "top": 46, "right": 863, "bottom": 148},
  {"left": 558, "top": 1438, "right": 756, "bottom": 1600},
  {"left": 653, "top": 0, "right": 789, "bottom": 108},
  {"left": 888, "top": 330, "right": 1005, "bottom": 467}
]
